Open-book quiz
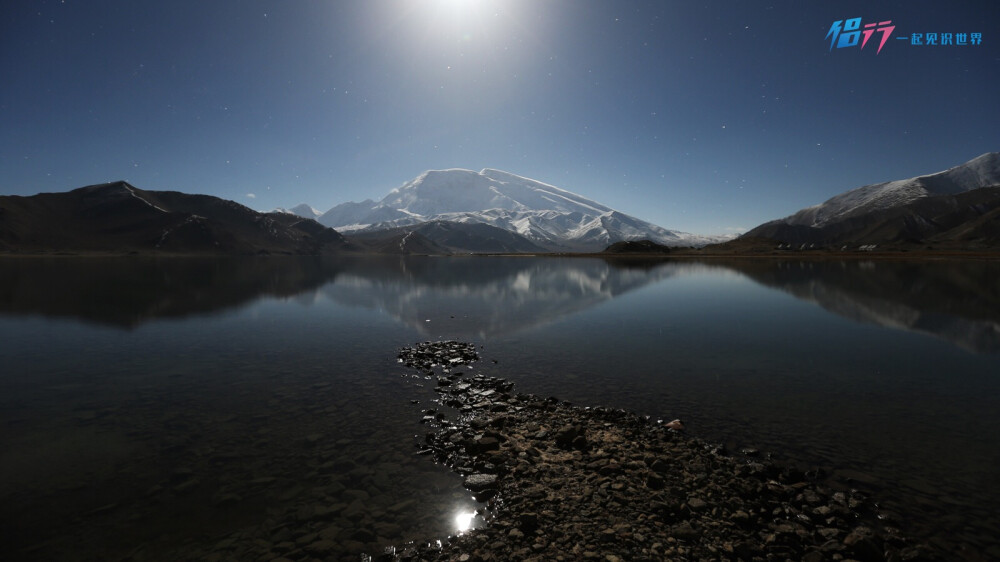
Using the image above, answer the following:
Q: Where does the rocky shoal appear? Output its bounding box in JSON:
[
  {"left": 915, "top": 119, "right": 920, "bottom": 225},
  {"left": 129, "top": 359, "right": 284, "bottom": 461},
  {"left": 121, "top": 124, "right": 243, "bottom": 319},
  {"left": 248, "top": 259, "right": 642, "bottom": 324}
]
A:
[{"left": 386, "top": 340, "right": 942, "bottom": 562}]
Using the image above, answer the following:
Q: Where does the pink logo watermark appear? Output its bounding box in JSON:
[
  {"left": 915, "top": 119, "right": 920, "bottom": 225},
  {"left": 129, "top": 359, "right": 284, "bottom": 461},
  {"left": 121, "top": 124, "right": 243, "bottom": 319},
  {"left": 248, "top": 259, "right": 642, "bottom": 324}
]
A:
[
  {"left": 827, "top": 17, "right": 984, "bottom": 54},
  {"left": 826, "top": 17, "right": 895, "bottom": 54}
]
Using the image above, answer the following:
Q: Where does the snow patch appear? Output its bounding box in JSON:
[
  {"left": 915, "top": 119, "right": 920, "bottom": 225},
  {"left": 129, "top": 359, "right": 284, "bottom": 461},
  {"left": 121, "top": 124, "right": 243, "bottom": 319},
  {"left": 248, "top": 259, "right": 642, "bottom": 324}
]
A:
[{"left": 123, "top": 184, "right": 167, "bottom": 213}]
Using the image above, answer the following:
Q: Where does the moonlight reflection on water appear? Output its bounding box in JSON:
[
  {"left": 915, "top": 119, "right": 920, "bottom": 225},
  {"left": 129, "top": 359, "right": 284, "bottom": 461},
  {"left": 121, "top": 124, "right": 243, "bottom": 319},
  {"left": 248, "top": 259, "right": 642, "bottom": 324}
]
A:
[{"left": 454, "top": 510, "right": 476, "bottom": 533}]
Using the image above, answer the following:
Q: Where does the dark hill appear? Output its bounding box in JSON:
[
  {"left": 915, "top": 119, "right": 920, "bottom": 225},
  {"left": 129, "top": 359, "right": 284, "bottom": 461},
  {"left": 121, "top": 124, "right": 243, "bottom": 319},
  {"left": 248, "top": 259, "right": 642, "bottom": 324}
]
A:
[
  {"left": 345, "top": 229, "right": 450, "bottom": 255},
  {"left": 347, "top": 220, "right": 545, "bottom": 253},
  {"left": 0, "top": 182, "right": 353, "bottom": 255},
  {"left": 602, "top": 240, "right": 673, "bottom": 254}
]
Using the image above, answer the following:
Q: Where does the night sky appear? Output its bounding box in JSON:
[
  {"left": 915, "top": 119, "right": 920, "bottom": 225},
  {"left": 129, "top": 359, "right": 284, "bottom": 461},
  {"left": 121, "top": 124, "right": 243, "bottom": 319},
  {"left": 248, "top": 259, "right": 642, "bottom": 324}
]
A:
[{"left": 2, "top": 0, "right": 997, "bottom": 235}]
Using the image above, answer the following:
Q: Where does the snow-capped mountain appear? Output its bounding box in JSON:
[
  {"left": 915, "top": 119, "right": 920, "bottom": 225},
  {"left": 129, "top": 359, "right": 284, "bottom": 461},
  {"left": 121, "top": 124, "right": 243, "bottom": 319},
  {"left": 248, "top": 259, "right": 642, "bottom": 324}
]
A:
[
  {"left": 273, "top": 203, "right": 322, "bottom": 220},
  {"left": 740, "top": 152, "right": 1000, "bottom": 248},
  {"left": 314, "top": 168, "right": 715, "bottom": 251},
  {"left": 782, "top": 152, "right": 1000, "bottom": 228}
]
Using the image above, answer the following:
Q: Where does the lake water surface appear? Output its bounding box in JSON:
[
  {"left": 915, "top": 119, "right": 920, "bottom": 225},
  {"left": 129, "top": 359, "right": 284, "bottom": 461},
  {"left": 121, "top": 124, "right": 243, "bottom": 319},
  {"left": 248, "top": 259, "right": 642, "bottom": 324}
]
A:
[{"left": 1, "top": 256, "right": 998, "bottom": 560}]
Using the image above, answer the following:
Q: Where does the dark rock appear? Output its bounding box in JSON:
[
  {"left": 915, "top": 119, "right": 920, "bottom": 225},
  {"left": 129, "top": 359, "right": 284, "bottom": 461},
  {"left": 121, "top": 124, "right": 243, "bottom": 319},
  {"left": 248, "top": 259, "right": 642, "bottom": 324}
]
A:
[
  {"left": 649, "top": 458, "right": 669, "bottom": 473},
  {"left": 686, "top": 497, "right": 707, "bottom": 512},
  {"left": 517, "top": 512, "right": 539, "bottom": 532},
  {"left": 646, "top": 473, "right": 665, "bottom": 490},
  {"left": 554, "top": 424, "right": 579, "bottom": 448},
  {"left": 672, "top": 521, "right": 700, "bottom": 541},
  {"left": 473, "top": 436, "right": 500, "bottom": 453},
  {"left": 845, "top": 526, "right": 886, "bottom": 562}
]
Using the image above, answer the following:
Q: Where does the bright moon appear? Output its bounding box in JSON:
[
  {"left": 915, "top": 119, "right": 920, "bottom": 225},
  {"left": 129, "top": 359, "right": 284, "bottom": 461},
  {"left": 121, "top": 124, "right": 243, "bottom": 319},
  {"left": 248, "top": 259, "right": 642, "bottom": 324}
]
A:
[{"left": 427, "top": 0, "right": 499, "bottom": 23}]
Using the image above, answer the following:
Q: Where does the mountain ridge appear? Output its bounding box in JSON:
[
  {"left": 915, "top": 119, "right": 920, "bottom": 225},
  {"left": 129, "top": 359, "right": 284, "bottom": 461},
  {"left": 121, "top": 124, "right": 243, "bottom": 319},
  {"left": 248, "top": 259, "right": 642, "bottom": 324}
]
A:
[
  {"left": 779, "top": 152, "right": 1000, "bottom": 228},
  {"left": 0, "top": 181, "right": 353, "bottom": 255},
  {"left": 741, "top": 152, "right": 1000, "bottom": 249}
]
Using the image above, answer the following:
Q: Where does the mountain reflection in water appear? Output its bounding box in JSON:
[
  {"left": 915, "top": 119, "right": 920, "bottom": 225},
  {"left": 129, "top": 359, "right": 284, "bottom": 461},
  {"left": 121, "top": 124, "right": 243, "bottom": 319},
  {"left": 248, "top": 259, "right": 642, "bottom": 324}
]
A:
[
  {"left": 1, "top": 256, "right": 998, "bottom": 353},
  {"left": 0, "top": 256, "right": 343, "bottom": 328},
  {"left": 712, "top": 259, "right": 1000, "bottom": 353},
  {"left": 319, "top": 257, "right": 680, "bottom": 338},
  {"left": 2, "top": 255, "right": 999, "bottom": 560}
]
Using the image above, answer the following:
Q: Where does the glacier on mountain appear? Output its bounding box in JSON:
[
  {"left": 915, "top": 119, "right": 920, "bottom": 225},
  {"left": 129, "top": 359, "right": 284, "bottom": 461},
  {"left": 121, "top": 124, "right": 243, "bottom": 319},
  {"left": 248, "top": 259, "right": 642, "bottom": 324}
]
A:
[{"left": 310, "top": 168, "right": 719, "bottom": 251}]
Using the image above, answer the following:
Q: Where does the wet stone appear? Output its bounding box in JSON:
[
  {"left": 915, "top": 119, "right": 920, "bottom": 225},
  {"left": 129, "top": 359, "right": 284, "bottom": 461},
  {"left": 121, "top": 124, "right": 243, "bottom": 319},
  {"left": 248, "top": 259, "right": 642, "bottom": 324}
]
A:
[
  {"left": 464, "top": 473, "right": 498, "bottom": 491},
  {"left": 687, "top": 497, "right": 707, "bottom": 512},
  {"left": 473, "top": 436, "right": 500, "bottom": 452}
]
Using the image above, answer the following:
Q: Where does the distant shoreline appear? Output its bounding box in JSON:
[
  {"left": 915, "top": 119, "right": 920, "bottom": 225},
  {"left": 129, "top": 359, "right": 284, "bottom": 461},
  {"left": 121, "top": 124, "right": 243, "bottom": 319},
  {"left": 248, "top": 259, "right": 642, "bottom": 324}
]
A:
[{"left": 2, "top": 248, "right": 999, "bottom": 260}]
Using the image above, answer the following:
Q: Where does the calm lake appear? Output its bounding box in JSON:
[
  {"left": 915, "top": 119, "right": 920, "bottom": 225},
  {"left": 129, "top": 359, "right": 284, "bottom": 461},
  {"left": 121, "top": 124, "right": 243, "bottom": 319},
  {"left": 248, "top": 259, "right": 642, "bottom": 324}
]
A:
[{"left": 1, "top": 256, "right": 998, "bottom": 560}]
